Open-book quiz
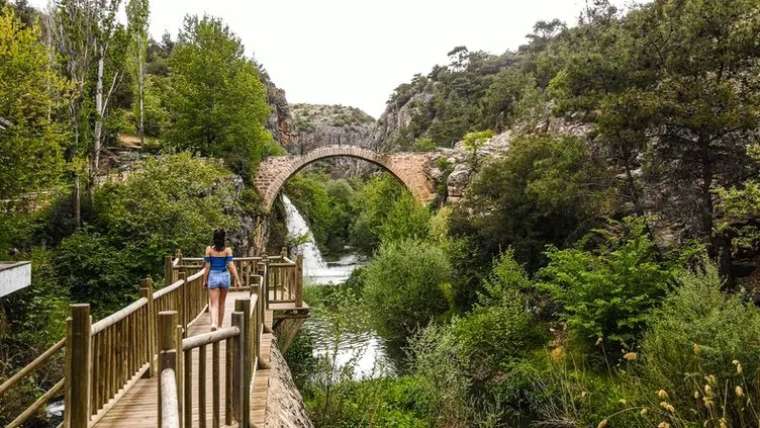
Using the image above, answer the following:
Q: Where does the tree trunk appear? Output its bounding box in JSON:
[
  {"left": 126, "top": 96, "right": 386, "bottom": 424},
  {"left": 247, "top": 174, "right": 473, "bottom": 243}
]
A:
[
  {"left": 93, "top": 52, "right": 105, "bottom": 183},
  {"left": 138, "top": 47, "right": 145, "bottom": 146},
  {"left": 700, "top": 141, "right": 735, "bottom": 287}
]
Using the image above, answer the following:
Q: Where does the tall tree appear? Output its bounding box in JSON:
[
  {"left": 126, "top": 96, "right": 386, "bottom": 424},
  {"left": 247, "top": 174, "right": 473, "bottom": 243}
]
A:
[
  {"left": 126, "top": 0, "right": 148, "bottom": 145},
  {"left": 91, "top": 0, "right": 126, "bottom": 187},
  {"left": 552, "top": 0, "right": 760, "bottom": 283},
  {"left": 164, "top": 15, "right": 274, "bottom": 181},
  {"left": 0, "top": 6, "right": 67, "bottom": 201},
  {"left": 53, "top": 0, "right": 96, "bottom": 226}
]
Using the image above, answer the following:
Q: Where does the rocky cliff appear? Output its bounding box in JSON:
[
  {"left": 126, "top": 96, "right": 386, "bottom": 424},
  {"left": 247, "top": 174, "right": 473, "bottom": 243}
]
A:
[
  {"left": 288, "top": 103, "right": 375, "bottom": 154},
  {"left": 265, "top": 338, "right": 314, "bottom": 428}
]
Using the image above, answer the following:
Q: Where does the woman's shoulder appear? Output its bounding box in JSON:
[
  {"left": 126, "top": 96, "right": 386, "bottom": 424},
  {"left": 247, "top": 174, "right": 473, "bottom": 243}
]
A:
[
  {"left": 205, "top": 246, "right": 212, "bottom": 255},
  {"left": 224, "top": 247, "right": 234, "bottom": 256}
]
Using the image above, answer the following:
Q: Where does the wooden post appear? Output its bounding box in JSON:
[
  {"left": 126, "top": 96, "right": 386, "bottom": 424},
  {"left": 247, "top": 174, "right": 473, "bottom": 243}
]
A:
[
  {"left": 231, "top": 312, "right": 243, "bottom": 423},
  {"left": 140, "top": 279, "right": 156, "bottom": 378},
  {"left": 63, "top": 318, "right": 72, "bottom": 428},
  {"left": 66, "top": 304, "right": 91, "bottom": 428},
  {"left": 280, "top": 246, "right": 287, "bottom": 259},
  {"left": 232, "top": 310, "right": 250, "bottom": 428},
  {"left": 234, "top": 299, "right": 253, "bottom": 389},
  {"left": 158, "top": 311, "right": 178, "bottom": 427},
  {"left": 178, "top": 271, "right": 187, "bottom": 337},
  {"left": 295, "top": 254, "right": 304, "bottom": 308},
  {"left": 165, "top": 256, "right": 173, "bottom": 286},
  {"left": 176, "top": 325, "right": 184, "bottom": 428}
]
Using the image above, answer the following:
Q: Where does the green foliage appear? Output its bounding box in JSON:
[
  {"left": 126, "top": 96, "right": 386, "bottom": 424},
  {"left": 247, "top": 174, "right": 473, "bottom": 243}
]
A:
[
  {"left": 639, "top": 266, "right": 760, "bottom": 426},
  {"left": 461, "top": 130, "right": 494, "bottom": 171},
  {"left": 410, "top": 261, "right": 545, "bottom": 426},
  {"left": 95, "top": 153, "right": 238, "bottom": 260},
  {"left": 304, "top": 375, "right": 429, "bottom": 428},
  {"left": 449, "top": 134, "right": 615, "bottom": 276},
  {"left": 350, "top": 175, "right": 430, "bottom": 254},
  {"left": 715, "top": 144, "right": 760, "bottom": 257},
  {"left": 164, "top": 15, "right": 278, "bottom": 181},
  {"left": 285, "top": 173, "right": 356, "bottom": 256},
  {"left": 362, "top": 239, "right": 451, "bottom": 346},
  {"left": 0, "top": 7, "right": 66, "bottom": 200},
  {"left": 53, "top": 230, "right": 136, "bottom": 317},
  {"left": 0, "top": 250, "right": 68, "bottom": 427},
  {"left": 538, "top": 218, "right": 676, "bottom": 353}
]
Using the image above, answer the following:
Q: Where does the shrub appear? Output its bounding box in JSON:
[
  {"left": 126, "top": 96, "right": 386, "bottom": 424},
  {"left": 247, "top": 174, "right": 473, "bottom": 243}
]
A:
[
  {"left": 350, "top": 175, "right": 430, "bottom": 253},
  {"left": 410, "top": 283, "right": 545, "bottom": 426},
  {"left": 538, "top": 218, "right": 676, "bottom": 355},
  {"left": 449, "top": 134, "right": 616, "bottom": 274},
  {"left": 94, "top": 153, "right": 240, "bottom": 278},
  {"left": 639, "top": 266, "right": 760, "bottom": 426},
  {"left": 54, "top": 231, "right": 137, "bottom": 317},
  {"left": 362, "top": 239, "right": 451, "bottom": 346}
]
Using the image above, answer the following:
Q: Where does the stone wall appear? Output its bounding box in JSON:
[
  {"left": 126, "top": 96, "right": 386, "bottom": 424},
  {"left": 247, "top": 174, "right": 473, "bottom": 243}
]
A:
[{"left": 264, "top": 337, "right": 314, "bottom": 428}]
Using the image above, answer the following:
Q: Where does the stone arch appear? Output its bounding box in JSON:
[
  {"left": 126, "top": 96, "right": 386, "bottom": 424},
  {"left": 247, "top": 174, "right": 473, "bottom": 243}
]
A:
[{"left": 253, "top": 145, "right": 435, "bottom": 212}]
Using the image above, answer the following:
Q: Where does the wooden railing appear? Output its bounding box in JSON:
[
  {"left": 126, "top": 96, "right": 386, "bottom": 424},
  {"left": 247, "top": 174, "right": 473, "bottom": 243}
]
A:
[
  {"left": 0, "top": 251, "right": 302, "bottom": 428},
  {"left": 157, "top": 273, "right": 267, "bottom": 428}
]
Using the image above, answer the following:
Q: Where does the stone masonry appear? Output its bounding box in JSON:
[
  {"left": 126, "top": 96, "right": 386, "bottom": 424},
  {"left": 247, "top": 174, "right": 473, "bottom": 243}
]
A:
[{"left": 254, "top": 145, "right": 436, "bottom": 211}]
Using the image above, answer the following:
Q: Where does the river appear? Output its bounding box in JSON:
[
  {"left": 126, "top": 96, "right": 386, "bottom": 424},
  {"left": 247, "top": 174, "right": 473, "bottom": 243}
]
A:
[{"left": 282, "top": 195, "right": 393, "bottom": 379}]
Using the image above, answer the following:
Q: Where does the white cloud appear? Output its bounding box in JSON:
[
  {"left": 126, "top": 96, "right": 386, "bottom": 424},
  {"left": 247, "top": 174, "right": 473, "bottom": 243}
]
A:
[{"left": 29, "top": 0, "right": 634, "bottom": 117}]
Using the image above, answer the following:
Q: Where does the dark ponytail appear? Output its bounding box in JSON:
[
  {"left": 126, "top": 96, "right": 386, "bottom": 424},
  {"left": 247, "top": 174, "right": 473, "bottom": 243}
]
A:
[{"left": 213, "top": 229, "right": 225, "bottom": 251}]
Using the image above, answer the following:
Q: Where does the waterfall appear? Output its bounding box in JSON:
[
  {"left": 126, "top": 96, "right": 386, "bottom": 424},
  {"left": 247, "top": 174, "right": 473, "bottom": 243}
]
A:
[
  {"left": 282, "top": 195, "right": 327, "bottom": 273},
  {"left": 281, "top": 194, "right": 361, "bottom": 285}
]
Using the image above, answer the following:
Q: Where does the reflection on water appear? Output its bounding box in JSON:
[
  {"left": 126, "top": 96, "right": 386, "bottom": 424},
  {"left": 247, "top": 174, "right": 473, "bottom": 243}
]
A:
[{"left": 282, "top": 194, "right": 392, "bottom": 379}]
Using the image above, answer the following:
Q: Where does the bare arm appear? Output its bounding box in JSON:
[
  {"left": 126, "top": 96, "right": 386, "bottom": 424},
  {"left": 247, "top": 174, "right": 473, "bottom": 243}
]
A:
[
  {"left": 227, "top": 249, "right": 241, "bottom": 286},
  {"left": 202, "top": 247, "right": 210, "bottom": 287}
]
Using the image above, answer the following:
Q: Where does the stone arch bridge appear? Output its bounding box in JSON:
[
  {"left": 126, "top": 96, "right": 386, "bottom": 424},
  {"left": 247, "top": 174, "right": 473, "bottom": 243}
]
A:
[{"left": 253, "top": 145, "right": 435, "bottom": 211}]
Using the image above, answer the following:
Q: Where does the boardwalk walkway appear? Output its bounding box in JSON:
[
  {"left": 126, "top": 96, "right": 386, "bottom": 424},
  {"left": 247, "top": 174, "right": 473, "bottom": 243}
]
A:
[{"left": 94, "top": 291, "right": 274, "bottom": 428}]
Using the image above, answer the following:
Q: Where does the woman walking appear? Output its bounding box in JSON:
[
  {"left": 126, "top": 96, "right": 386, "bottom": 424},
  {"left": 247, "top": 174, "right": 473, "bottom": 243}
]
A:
[{"left": 203, "top": 229, "right": 241, "bottom": 330}]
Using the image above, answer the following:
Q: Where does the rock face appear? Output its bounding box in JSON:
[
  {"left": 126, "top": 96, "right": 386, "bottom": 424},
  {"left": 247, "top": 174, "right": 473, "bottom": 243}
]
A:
[
  {"left": 265, "top": 338, "right": 314, "bottom": 428},
  {"left": 288, "top": 104, "right": 375, "bottom": 154},
  {"left": 260, "top": 69, "right": 292, "bottom": 146},
  {"left": 371, "top": 92, "right": 433, "bottom": 152}
]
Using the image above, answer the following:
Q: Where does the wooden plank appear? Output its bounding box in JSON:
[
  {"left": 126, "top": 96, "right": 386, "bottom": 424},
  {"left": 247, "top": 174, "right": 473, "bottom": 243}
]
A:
[{"left": 91, "top": 291, "right": 266, "bottom": 428}]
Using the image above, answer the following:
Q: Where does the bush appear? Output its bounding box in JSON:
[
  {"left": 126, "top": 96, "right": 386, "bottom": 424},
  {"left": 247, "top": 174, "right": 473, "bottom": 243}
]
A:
[
  {"left": 362, "top": 239, "right": 451, "bottom": 346},
  {"left": 304, "top": 376, "right": 430, "bottom": 428},
  {"left": 538, "top": 218, "right": 676, "bottom": 355},
  {"left": 410, "top": 281, "right": 545, "bottom": 426},
  {"left": 54, "top": 231, "right": 137, "bottom": 317},
  {"left": 350, "top": 175, "right": 430, "bottom": 254},
  {"left": 449, "top": 134, "right": 615, "bottom": 274},
  {"left": 94, "top": 153, "right": 240, "bottom": 278},
  {"left": 639, "top": 266, "right": 760, "bottom": 427}
]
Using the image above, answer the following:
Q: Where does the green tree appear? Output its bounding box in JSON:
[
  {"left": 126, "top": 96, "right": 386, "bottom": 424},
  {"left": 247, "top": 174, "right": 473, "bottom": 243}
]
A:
[
  {"left": 449, "top": 134, "right": 615, "bottom": 274},
  {"left": 538, "top": 218, "right": 678, "bottom": 355},
  {"left": 350, "top": 174, "right": 429, "bottom": 253},
  {"left": 363, "top": 239, "right": 451, "bottom": 347},
  {"left": 126, "top": 0, "right": 149, "bottom": 145},
  {"left": 460, "top": 130, "right": 494, "bottom": 171},
  {"left": 553, "top": 0, "right": 760, "bottom": 284},
  {"left": 0, "top": 7, "right": 66, "bottom": 201},
  {"left": 165, "top": 15, "right": 276, "bottom": 180}
]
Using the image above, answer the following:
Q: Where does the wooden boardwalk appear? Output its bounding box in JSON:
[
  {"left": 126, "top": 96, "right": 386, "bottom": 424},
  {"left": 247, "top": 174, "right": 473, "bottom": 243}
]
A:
[{"left": 93, "top": 290, "right": 275, "bottom": 428}]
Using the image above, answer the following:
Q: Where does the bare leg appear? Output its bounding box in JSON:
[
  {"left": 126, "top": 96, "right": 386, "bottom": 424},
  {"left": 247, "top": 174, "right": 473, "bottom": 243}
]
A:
[
  {"left": 218, "top": 288, "right": 228, "bottom": 327},
  {"left": 209, "top": 288, "right": 220, "bottom": 329}
]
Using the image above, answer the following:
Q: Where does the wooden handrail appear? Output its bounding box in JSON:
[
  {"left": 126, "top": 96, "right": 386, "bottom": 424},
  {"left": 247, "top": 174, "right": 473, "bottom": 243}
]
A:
[
  {"left": 181, "top": 327, "right": 240, "bottom": 351},
  {"left": 160, "top": 368, "right": 180, "bottom": 428},
  {"left": 90, "top": 297, "right": 147, "bottom": 334},
  {"left": 5, "top": 250, "right": 300, "bottom": 428},
  {"left": 5, "top": 379, "right": 65, "bottom": 428},
  {"left": 0, "top": 337, "right": 64, "bottom": 396}
]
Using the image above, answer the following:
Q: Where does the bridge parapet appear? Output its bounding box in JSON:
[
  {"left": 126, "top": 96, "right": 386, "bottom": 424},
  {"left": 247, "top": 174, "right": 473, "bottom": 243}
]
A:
[{"left": 254, "top": 145, "right": 436, "bottom": 211}]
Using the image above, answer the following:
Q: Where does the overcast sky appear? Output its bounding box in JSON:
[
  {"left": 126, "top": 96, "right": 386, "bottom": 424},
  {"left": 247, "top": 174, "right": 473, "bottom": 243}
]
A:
[{"left": 32, "top": 0, "right": 633, "bottom": 118}]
